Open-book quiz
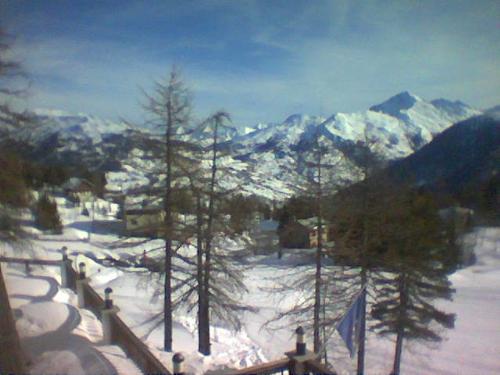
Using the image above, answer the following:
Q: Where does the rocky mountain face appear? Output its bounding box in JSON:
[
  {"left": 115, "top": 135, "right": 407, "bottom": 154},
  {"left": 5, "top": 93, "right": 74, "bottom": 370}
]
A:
[{"left": 1, "top": 93, "right": 482, "bottom": 201}]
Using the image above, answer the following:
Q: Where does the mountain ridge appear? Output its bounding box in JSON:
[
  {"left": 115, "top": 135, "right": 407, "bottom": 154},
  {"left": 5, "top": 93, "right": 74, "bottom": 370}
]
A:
[{"left": 1, "top": 92, "right": 483, "bottom": 201}]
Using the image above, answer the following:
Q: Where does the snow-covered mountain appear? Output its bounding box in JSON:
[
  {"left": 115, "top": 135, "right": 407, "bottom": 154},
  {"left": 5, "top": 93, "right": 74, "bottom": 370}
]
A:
[
  {"left": 222, "top": 92, "right": 481, "bottom": 198},
  {"left": 25, "top": 109, "right": 136, "bottom": 145},
  {"left": 370, "top": 92, "right": 480, "bottom": 149},
  {"left": 1, "top": 93, "right": 482, "bottom": 201}
]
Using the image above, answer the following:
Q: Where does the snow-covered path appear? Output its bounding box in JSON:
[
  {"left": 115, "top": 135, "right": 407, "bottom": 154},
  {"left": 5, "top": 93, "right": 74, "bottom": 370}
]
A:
[{"left": 2, "top": 262, "right": 142, "bottom": 375}]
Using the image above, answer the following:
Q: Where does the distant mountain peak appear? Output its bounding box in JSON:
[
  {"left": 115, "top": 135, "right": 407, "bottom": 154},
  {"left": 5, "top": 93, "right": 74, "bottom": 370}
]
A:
[{"left": 369, "top": 91, "right": 422, "bottom": 116}]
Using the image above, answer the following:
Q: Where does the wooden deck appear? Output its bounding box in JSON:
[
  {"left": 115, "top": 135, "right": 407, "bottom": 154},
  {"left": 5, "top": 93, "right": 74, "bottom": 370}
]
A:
[{"left": 225, "top": 358, "right": 291, "bottom": 374}]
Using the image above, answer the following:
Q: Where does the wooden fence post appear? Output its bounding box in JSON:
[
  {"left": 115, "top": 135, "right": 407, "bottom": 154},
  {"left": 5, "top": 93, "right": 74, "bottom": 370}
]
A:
[
  {"left": 101, "top": 287, "right": 120, "bottom": 345},
  {"left": 76, "top": 262, "right": 89, "bottom": 308},
  {"left": 286, "top": 326, "right": 316, "bottom": 375},
  {"left": 296, "top": 326, "right": 306, "bottom": 355},
  {"left": 173, "top": 353, "right": 185, "bottom": 375},
  {"left": 60, "top": 247, "right": 72, "bottom": 288}
]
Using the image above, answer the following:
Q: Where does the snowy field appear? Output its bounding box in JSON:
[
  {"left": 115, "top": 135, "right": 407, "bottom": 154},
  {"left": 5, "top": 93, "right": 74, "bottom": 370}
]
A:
[{"left": 2, "top": 197, "right": 500, "bottom": 374}]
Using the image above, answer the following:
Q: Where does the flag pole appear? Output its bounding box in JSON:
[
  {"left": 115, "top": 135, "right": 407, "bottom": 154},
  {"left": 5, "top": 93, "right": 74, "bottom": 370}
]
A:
[
  {"left": 356, "top": 285, "right": 367, "bottom": 375},
  {"left": 336, "top": 285, "right": 367, "bottom": 360}
]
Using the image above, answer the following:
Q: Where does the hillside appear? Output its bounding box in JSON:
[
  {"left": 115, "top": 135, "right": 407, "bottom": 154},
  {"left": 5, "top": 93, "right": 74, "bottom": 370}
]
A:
[{"left": 388, "top": 112, "right": 500, "bottom": 206}]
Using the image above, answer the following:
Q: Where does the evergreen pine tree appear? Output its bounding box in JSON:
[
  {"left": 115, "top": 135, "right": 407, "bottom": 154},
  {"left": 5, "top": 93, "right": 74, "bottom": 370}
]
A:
[
  {"left": 34, "top": 194, "right": 62, "bottom": 233},
  {"left": 370, "top": 187, "right": 456, "bottom": 374}
]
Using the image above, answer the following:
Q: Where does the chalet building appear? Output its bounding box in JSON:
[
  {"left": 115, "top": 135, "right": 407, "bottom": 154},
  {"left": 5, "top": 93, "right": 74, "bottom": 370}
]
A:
[
  {"left": 278, "top": 221, "right": 309, "bottom": 248},
  {"left": 298, "top": 217, "right": 332, "bottom": 248},
  {"left": 62, "top": 177, "right": 94, "bottom": 201},
  {"left": 250, "top": 219, "right": 279, "bottom": 254},
  {"left": 279, "top": 217, "right": 333, "bottom": 249},
  {"left": 123, "top": 206, "right": 165, "bottom": 237}
]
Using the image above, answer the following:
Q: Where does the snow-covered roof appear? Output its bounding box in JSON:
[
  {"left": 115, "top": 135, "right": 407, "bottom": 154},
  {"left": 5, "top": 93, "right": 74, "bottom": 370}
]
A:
[{"left": 259, "top": 219, "right": 279, "bottom": 231}]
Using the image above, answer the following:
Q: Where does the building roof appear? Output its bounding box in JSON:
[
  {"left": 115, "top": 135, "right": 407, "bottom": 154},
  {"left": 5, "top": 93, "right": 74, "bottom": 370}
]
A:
[
  {"left": 297, "top": 217, "right": 331, "bottom": 230},
  {"left": 125, "top": 207, "right": 163, "bottom": 215}
]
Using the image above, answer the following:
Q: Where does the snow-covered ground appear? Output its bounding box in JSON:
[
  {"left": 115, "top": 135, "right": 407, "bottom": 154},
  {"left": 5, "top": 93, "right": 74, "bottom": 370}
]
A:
[
  {"left": 2, "top": 197, "right": 499, "bottom": 374},
  {"left": 2, "top": 258, "right": 142, "bottom": 374}
]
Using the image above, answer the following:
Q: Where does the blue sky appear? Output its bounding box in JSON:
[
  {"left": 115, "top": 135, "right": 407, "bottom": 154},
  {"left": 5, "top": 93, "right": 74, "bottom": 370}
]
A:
[{"left": 1, "top": 0, "right": 499, "bottom": 126}]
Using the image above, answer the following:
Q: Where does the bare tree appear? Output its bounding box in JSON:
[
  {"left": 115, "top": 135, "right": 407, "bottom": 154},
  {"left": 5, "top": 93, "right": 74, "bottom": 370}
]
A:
[
  {"left": 270, "top": 131, "right": 347, "bottom": 359},
  {"left": 142, "top": 67, "right": 192, "bottom": 351},
  {"left": 179, "top": 111, "right": 249, "bottom": 355},
  {"left": 201, "top": 111, "right": 229, "bottom": 354}
]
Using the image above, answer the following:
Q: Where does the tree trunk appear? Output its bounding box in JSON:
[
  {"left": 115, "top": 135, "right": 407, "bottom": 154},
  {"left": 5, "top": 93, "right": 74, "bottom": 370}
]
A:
[
  {"left": 392, "top": 274, "right": 406, "bottom": 374},
  {"left": 163, "top": 99, "right": 173, "bottom": 352},
  {"left": 392, "top": 327, "right": 404, "bottom": 375},
  {"left": 357, "top": 269, "right": 367, "bottom": 375},
  {"left": 196, "top": 194, "right": 210, "bottom": 354},
  {"left": 358, "top": 149, "right": 371, "bottom": 375},
  {"left": 313, "top": 150, "right": 322, "bottom": 353},
  {"left": 163, "top": 239, "right": 172, "bottom": 351},
  {"left": 201, "top": 120, "right": 220, "bottom": 355},
  {"left": 314, "top": 221, "right": 322, "bottom": 352}
]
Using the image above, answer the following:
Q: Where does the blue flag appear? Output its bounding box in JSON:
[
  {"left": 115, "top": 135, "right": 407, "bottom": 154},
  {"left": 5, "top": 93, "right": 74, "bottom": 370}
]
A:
[{"left": 336, "top": 288, "right": 366, "bottom": 357}]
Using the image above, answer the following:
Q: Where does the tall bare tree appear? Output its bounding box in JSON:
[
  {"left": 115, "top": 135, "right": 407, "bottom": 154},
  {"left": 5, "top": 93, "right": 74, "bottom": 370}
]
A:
[
  {"left": 270, "top": 131, "right": 346, "bottom": 358},
  {"left": 173, "top": 111, "right": 249, "bottom": 355},
  {"left": 142, "top": 67, "right": 192, "bottom": 351},
  {"left": 201, "top": 111, "right": 230, "bottom": 354}
]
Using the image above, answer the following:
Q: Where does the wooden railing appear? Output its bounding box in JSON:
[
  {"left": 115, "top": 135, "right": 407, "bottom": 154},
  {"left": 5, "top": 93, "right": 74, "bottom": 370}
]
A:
[
  {"left": 110, "top": 312, "right": 172, "bottom": 375},
  {"left": 0, "top": 256, "right": 61, "bottom": 266},
  {"left": 0, "top": 255, "right": 172, "bottom": 375},
  {"left": 305, "top": 359, "right": 338, "bottom": 374},
  {"left": 227, "top": 356, "right": 337, "bottom": 375},
  {"left": 226, "top": 358, "right": 291, "bottom": 374}
]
